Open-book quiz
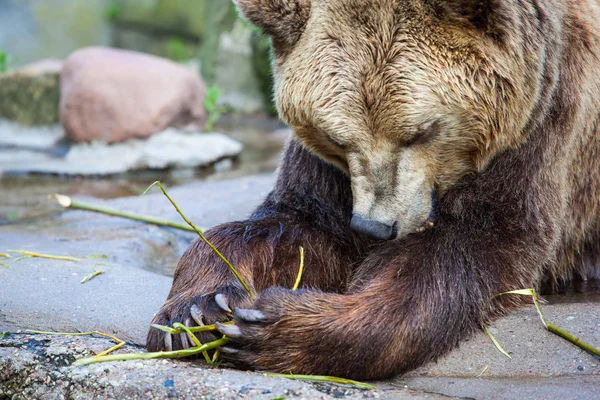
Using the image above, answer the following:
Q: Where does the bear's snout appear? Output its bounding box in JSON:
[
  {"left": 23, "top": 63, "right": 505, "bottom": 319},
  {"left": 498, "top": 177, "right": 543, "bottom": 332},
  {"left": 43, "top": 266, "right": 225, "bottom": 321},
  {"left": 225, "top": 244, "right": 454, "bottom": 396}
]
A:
[{"left": 350, "top": 214, "right": 398, "bottom": 240}]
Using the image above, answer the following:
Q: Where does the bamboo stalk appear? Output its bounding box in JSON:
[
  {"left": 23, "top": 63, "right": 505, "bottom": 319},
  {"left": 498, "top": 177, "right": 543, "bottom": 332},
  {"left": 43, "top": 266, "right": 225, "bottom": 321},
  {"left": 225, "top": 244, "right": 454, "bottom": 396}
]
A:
[
  {"left": 85, "top": 254, "right": 108, "bottom": 259},
  {"left": 51, "top": 194, "right": 198, "bottom": 233},
  {"left": 547, "top": 323, "right": 600, "bottom": 357},
  {"left": 172, "top": 322, "right": 212, "bottom": 364},
  {"left": 72, "top": 337, "right": 230, "bottom": 366},
  {"left": 80, "top": 268, "right": 105, "bottom": 284},
  {"left": 151, "top": 321, "right": 234, "bottom": 335},
  {"left": 486, "top": 288, "right": 600, "bottom": 359},
  {"left": 145, "top": 181, "right": 255, "bottom": 299},
  {"left": 26, "top": 329, "right": 125, "bottom": 357},
  {"left": 483, "top": 325, "right": 511, "bottom": 359},
  {"left": 7, "top": 250, "right": 81, "bottom": 262},
  {"left": 264, "top": 373, "right": 377, "bottom": 390},
  {"left": 13, "top": 255, "right": 33, "bottom": 262},
  {"left": 476, "top": 365, "right": 489, "bottom": 377},
  {"left": 292, "top": 246, "right": 305, "bottom": 291}
]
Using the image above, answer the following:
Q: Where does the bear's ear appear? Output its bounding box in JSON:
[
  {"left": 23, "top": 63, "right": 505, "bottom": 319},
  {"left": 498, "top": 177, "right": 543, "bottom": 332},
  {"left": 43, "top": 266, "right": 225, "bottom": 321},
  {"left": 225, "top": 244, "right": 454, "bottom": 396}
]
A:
[{"left": 233, "top": 0, "right": 311, "bottom": 50}]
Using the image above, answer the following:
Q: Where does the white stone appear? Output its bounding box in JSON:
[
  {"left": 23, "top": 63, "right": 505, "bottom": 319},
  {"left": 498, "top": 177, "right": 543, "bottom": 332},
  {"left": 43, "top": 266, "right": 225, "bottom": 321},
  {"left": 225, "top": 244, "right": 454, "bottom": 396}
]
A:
[{"left": 0, "top": 123, "right": 242, "bottom": 176}]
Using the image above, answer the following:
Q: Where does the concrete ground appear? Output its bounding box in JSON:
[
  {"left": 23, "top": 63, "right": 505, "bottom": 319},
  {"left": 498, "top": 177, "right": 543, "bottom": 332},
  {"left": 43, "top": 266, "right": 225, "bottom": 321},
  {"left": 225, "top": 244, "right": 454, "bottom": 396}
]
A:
[{"left": 1, "top": 174, "right": 599, "bottom": 399}]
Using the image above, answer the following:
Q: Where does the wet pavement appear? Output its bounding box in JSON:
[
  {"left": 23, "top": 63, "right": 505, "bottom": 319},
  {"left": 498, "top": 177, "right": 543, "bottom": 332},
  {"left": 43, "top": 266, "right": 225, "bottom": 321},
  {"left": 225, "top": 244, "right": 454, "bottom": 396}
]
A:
[{"left": 0, "top": 138, "right": 599, "bottom": 398}]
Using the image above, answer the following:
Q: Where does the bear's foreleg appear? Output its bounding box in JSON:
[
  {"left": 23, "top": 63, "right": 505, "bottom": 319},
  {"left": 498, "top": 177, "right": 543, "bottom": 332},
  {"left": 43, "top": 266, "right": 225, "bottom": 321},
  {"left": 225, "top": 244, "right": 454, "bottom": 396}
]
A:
[
  {"left": 146, "top": 140, "right": 369, "bottom": 352},
  {"left": 219, "top": 199, "right": 553, "bottom": 379}
]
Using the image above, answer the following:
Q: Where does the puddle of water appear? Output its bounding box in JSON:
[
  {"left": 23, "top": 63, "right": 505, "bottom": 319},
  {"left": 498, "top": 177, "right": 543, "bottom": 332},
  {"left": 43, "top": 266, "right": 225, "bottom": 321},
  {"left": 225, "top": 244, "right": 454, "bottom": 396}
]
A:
[
  {"left": 0, "top": 116, "right": 288, "bottom": 224},
  {"left": 543, "top": 279, "right": 600, "bottom": 304}
]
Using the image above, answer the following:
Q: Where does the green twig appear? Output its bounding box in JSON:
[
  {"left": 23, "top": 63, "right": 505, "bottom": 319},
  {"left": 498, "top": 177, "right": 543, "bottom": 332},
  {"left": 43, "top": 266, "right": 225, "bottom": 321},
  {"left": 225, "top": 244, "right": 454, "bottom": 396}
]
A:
[
  {"left": 85, "top": 254, "right": 108, "bottom": 259},
  {"left": 172, "top": 322, "right": 212, "bottom": 364},
  {"left": 486, "top": 288, "right": 600, "bottom": 359},
  {"left": 145, "top": 181, "right": 255, "bottom": 299},
  {"left": 483, "top": 325, "right": 511, "bottom": 359},
  {"left": 80, "top": 268, "right": 105, "bottom": 284},
  {"left": 52, "top": 194, "right": 200, "bottom": 233},
  {"left": 93, "top": 262, "right": 112, "bottom": 267},
  {"left": 152, "top": 323, "right": 217, "bottom": 335},
  {"left": 476, "top": 365, "right": 489, "bottom": 377},
  {"left": 292, "top": 246, "right": 305, "bottom": 291},
  {"left": 151, "top": 321, "right": 233, "bottom": 335},
  {"left": 493, "top": 289, "right": 547, "bottom": 327},
  {"left": 264, "top": 373, "right": 377, "bottom": 391},
  {"left": 7, "top": 250, "right": 81, "bottom": 262},
  {"left": 547, "top": 322, "right": 600, "bottom": 357},
  {"left": 73, "top": 337, "right": 230, "bottom": 366},
  {"left": 26, "top": 330, "right": 125, "bottom": 357},
  {"left": 13, "top": 255, "right": 33, "bottom": 262}
]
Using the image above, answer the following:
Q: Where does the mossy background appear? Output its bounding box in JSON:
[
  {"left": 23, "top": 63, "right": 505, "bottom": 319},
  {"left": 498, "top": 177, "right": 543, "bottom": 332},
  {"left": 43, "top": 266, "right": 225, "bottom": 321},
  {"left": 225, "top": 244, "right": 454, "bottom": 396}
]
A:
[{"left": 0, "top": 0, "right": 275, "bottom": 116}]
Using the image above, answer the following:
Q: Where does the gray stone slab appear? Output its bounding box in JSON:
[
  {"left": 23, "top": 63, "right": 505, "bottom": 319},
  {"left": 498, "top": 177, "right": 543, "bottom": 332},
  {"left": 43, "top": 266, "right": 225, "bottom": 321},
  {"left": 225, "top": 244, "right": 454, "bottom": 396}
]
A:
[
  {"left": 0, "top": 174, "right": 276, "bottom": 345},
  {"left": 393, "top": 303, "right": 600, "bottom": 399},
  {"left": 394, "top": 376, "right": 599, "bottom": 400},
  {"left": 404, "top": 303, "right": 600, "bottom": 378}
]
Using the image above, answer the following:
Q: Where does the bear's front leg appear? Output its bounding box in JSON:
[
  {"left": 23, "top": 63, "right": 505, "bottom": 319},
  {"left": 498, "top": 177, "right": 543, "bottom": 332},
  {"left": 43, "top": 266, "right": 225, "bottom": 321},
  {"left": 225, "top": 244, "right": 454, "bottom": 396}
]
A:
[
  {"left": 218, "top": 202, "right": 556, "bottom": 380},
  {"left": 147, "top": 140, "right": 370, "bottom": 352}
]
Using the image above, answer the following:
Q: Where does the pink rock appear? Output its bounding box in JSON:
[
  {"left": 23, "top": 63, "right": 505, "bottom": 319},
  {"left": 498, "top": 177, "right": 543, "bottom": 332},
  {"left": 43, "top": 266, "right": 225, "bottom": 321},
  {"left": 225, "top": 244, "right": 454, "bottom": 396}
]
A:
[{"left": 60, "top": 47, "right": 206, "bottom": 143}]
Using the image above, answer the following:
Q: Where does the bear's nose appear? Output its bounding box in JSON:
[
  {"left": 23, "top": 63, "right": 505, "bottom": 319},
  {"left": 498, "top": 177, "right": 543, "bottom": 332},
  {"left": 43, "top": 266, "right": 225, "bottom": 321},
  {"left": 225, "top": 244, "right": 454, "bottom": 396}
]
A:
[{"left": 350, "top": 214, "right": 397, "bottom": 240}]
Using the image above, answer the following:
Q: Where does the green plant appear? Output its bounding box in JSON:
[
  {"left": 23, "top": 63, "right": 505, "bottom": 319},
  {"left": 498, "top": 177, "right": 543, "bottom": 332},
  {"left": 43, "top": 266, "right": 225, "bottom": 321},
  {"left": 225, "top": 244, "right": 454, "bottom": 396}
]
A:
[
  {"left": 165, "top": 37, "right": 190, "bottom": 62},
  {"left": 104, "top": 2, "right": 122, "bottom": 22},
  {"left": 204, "top": 86, "right": 226, "bottom": 131},
  {"left": 0, "top": 51, "right": 9, "bottom": 73}
]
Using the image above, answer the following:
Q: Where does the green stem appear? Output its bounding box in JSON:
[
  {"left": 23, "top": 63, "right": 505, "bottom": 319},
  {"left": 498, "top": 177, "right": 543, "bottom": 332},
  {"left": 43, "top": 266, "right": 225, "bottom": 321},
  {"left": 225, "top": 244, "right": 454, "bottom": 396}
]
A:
[
  {"left": 151, "top": 321, "right": 233, "bottom": 335},
  {"left": 80, "top": 269, "right": 105, "bottom": 284},
  {"left": 292, "top": 246, "right": 305, "bottom": 291},
  {"left": 52, "top": 194, "right": 199, "bottom": 233},
  {"left": 482, "top": 324, "right": 511, "bottom": 359},
  {"left": 73, "top": 337, "right": 230, "bottom": 366},
  {"left": 547, "top": 323, "right": 600, "bottom": 357},
  {"left": 488, "top": 288, "right": 600, "bottom": 359},
  {"left": 172, "top": 322, "right": 212, "bottom": 364},
  {"left": 148, "top": 182, "right": 255, "bottom": 299},
  {"left": 8, "top": 250, "right": 81, "bottom": 262},
  {"left": 264, "top": 373, "right": 377, "bottom": 390}
]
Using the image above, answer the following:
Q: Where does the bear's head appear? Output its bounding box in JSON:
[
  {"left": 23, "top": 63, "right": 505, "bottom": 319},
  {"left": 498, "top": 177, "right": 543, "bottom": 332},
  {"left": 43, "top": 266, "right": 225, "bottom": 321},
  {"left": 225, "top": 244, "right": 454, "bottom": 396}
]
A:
[{"left": 235, "top": 0, "right": 543, "bottom": 240}]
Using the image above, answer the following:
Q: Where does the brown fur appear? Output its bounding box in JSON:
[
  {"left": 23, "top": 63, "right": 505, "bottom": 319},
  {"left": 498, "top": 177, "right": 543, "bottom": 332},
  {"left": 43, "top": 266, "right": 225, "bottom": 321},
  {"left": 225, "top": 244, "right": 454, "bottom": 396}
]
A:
[{"left": 147, "top": 0, "right": 600, "bottom": 379}]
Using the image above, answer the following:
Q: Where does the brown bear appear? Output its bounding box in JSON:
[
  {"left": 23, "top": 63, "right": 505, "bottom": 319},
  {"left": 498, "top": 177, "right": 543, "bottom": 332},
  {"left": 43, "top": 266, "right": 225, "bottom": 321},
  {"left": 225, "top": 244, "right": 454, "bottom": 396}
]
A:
[{"left": 147, "top": 0, "right": 600, "bottom": 380}]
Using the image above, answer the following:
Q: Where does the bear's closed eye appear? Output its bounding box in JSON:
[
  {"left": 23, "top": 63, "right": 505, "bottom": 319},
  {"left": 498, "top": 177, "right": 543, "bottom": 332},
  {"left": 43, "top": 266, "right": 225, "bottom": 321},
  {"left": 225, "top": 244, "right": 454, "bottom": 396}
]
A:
[{"left": 406, "top": 122, "right": 441, "bottom": 146}]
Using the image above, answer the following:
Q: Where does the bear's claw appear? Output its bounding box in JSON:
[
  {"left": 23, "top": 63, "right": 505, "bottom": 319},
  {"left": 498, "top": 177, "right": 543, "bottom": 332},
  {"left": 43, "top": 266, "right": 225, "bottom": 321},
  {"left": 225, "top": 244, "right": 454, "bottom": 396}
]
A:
[
  {"left": 179, "top": 329, "right": 191, "bottom": 349},
  {"left": 147, "top": 284, "right": 254, "bottom": 353},
  {"left": 190, "top": 304, "right": 204, "bottom": 326},
  {"left": 234, "top": 308, "right": 267, "bottom": 322},
  {"left": 215, "top": 293, "right": 232, "bottom": 313},
  {"left": 216, "top": 322, "right": 243, "bottom": 338},
  {"left": 219, "top": 346, "right": 241, "bottom": 354}
]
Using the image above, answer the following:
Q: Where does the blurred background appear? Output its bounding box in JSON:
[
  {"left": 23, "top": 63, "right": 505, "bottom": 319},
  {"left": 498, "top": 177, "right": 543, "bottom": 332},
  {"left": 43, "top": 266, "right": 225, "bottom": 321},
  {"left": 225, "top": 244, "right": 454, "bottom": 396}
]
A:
[{"left": 0, "top": 0, "right": 288, "bottom": 225}]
